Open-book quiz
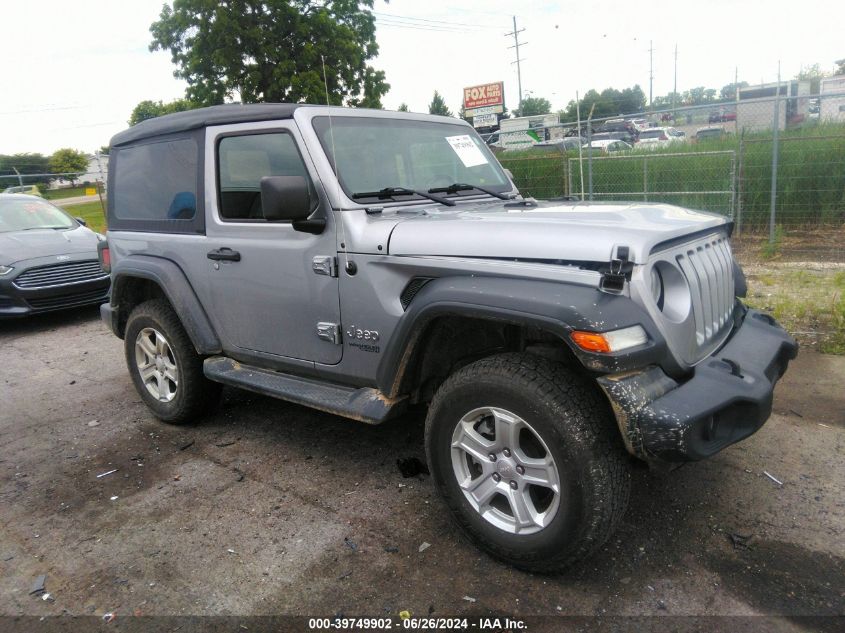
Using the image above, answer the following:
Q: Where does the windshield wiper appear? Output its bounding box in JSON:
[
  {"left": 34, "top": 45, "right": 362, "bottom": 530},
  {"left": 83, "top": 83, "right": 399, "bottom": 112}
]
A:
[
  {"left": 428, "top": 182, "right": 513, "bottom": 201},
  {"left": 21, "top": 226, "right": 68, "bottom": 231},
  {"left": 351, "top": 186, "right": 455, "bottom": 207}
]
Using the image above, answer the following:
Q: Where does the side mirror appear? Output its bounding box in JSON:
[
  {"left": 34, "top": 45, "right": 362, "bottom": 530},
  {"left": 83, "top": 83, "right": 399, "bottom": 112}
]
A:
[
  {"left": 504, "top": 168, "right": 514, "bottom": 181},
  {"left": 260, "top": 175, "right": 326, "bottom": 235},
  {"left": 75, "top": 217, "right": 87, "bottom": 226},
  {"left": 260, "top": 176, "right": 311, "bottom": 221}
]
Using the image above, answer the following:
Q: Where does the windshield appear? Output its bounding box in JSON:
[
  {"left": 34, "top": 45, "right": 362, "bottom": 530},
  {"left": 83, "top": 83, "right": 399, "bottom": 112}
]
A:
[
  {"left": 0, "top": 196, "right": 75, "bottom": 233},
  {"left": 640, "top": 130, "right": 664, "bottom": 139},
  {"left": 312, "top": 116, "right": 510, "bottom": 201}
]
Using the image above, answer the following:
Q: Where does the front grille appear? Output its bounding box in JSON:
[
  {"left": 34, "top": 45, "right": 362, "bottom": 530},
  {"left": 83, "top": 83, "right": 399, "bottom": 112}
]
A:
[
  {"left": 674, "top": 235, "right": 735, "bottom": 347},
  {"left": 14, "top": 260, "right": 107, "bottom": 289},
  {"left": 26, "top": 288, "right": 108, "bottom": 311}
]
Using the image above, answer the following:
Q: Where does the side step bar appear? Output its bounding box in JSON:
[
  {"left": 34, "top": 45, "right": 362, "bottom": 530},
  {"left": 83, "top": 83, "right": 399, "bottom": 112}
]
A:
[{"left": 203, "top": 356, "right": 406, "bottom": 424}]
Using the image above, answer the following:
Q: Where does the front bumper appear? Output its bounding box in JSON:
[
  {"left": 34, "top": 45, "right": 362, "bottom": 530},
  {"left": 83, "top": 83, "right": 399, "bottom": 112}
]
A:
[{"left": 598, "top": 308, "right": 798, "bottom": 462}]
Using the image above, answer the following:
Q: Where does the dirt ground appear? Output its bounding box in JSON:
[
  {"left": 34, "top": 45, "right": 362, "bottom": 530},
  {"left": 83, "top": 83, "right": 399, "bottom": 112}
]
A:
[{"left": 0, "top": 307, "right": 843, "bottom": 632}]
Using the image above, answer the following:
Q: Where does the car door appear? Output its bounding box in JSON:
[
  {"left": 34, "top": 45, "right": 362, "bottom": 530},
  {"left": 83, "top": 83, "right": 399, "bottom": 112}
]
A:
[{"left": 203, "top": 122, "right": 342, "bottom": 365}]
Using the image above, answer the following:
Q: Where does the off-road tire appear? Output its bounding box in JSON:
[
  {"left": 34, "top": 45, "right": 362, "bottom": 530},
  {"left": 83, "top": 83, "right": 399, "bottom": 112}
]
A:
[
  {"left": 124, "top": 299, "right": 220, "bottom": 423},
  {"left": 425, "top": 352, "right": 631, "bottom": 572}
]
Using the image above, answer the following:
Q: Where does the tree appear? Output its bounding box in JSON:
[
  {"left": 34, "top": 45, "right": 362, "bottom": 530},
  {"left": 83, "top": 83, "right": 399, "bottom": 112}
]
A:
[
  {"left": 513, "top": 95, "right": 551, "bottom": 117},
  {"left": 836, "top": 59, "right": 845, "bottom": 75},
  {"left": 397, "top": 102, "right": 410, "bottom": 112},
  {"left": 719, "top": 82, "right": 748, "bottom": 101},
  {"left": 558, "top": 84, "right": 650, "bottom": 124},
  {"left": 428, "top": 91, "right": 452, "bottom": 116},
  {"left": 618, "top": 85, "right": 646, "bottom": 113},
  {"left": 49, "top": 149, "right": 88, "bottom": 186},
  {"left": 795, "top": 64, "right": 829, "bottom": 93},
  {"left": 0, "top": 153, "right": 50, "bottom": 189},
  {"left": 149, "top": 1, "right": 389, "bottom": 107},
  {"left": 128, "top": 98, "right": 199, "bottom": 126},
  {"left": 685, "top": 86, "right": 716, "bottom": 105}
]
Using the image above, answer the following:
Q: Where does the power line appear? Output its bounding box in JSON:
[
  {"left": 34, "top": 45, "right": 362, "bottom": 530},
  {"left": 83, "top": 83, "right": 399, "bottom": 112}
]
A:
[
  {"left": 373, "top": 11, "right": 500, "bottom": 30},
  {"left": 376, "top": 20, "right": 477, "bottom": 33}
]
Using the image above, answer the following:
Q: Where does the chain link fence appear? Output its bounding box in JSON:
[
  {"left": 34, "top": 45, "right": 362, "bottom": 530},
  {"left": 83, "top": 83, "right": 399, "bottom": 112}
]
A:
[{"left": 499, "top": 93, "right": 845, "bottom": 231}]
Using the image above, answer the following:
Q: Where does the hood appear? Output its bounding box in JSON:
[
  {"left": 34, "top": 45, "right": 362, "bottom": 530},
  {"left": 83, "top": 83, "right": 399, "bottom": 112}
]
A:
[
  {"left": 387, "top": 201, "right": 729, "bottom": 264},
  {"left": 0, "top": 225, "right": 101, "bottom": 266}
]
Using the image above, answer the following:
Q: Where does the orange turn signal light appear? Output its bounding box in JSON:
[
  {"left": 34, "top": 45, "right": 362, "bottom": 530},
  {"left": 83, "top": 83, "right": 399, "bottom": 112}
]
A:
[{"left": 570, "top": 331, "right": 612, "bottom": 353}]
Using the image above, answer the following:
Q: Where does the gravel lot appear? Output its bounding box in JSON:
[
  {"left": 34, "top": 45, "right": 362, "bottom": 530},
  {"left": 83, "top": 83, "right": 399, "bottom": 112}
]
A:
[{"left": 0, "top": 306, "right": 842, "bottom": 631}]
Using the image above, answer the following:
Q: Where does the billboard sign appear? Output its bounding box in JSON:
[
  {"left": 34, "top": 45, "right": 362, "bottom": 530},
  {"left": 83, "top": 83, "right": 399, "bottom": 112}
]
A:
[{"left": 464, "top": 82, "right": 505, "bottom": 110}]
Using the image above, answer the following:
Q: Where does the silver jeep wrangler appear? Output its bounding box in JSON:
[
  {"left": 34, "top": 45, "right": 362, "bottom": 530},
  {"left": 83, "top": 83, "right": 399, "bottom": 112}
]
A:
[{"left": 99, "top": 105, "right": 797, "bottom": 572}]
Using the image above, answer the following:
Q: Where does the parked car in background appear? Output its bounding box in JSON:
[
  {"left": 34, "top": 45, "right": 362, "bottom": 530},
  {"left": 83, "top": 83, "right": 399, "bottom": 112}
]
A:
[
  {"left": 695, "top": 126, "right": 728, "bottom": 142},
  {"left": 584, "top": 139, "right": 632, "bottom": 153},
  {"left": 637, "top": 127, "right": 684, "bottom": 149},
  {"left": 630, "top": 118, "right": 649, "bottom": 131},
  {"left": 481, "top": 131, "right": 500, "bottom": 147},
  {"left": 3, "top": 184, "right": 43, "bottom": 197},
  {"left": 589, "top": 131, "right": 637, "bottom": 145},
  {"left": 709, "top": 109, "right": 737, "bottom": 123},
  {"left": 534, "top": 137, "right": 587, "bottom": 153},
  {"left": 599, "top": 118, "right": 639, "bottom": 143},
  {"left": 0, "top": 194, "right": 109, "bottom": 317}
]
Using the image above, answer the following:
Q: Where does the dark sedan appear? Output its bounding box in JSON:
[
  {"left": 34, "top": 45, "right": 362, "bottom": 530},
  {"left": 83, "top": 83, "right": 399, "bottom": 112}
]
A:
[{"left": 0, "top": 194, "right": 110, "bottom": 317}]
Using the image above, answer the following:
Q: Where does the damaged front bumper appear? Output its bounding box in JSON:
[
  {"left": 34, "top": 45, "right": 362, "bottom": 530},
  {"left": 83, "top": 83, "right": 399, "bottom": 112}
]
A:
[{"left": 598, "top": 308, "right": 798, "bottom": 462}]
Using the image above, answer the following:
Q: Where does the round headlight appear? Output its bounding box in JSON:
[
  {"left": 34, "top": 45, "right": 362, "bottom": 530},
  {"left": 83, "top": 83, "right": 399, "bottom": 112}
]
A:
[{"left": 650, "top": 266, "right": 664, "bottom": 308}]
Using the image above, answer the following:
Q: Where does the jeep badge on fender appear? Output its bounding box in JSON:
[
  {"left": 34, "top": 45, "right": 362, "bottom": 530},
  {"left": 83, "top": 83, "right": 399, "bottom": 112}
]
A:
[
  {"left": 100, "top": 104, "right": 796, "bottom": 573},
  {"left": 346, "top": 325, "right": 379, "bottom": 342}
]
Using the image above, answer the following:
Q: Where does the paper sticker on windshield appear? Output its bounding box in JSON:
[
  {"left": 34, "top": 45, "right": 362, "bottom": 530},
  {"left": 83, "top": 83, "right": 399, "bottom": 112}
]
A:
[{"left": 445, "top": 135, "right": 488, "bottom": 168}]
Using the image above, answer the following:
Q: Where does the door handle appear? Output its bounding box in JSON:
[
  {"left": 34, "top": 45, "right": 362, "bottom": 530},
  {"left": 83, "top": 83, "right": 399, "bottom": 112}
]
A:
[{"left": 207, "top": 248, "right": 241, "bottom": 262}]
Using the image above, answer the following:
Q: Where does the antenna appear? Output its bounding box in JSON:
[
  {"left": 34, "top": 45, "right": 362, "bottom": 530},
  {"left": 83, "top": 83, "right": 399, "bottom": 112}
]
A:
[{"left": 321, "top": 55, "right": 350, "bottom": 271}]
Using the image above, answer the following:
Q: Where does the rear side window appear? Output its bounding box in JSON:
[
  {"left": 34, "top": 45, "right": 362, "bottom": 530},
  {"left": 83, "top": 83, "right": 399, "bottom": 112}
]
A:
[
  {"left": 216, "top": 132, "right": 314, "bottom": 221},
  {"left": 113, "top": 138, "right": 198, "bottom": 222}
]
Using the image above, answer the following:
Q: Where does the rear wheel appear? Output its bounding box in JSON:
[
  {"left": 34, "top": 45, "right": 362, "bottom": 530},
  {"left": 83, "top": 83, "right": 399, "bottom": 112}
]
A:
[
  {"left": 124, "top": 299, "right": 220, "bottom": 423},
  {"left": 425, "top": 353, "right": 631, "bottom": 572}
]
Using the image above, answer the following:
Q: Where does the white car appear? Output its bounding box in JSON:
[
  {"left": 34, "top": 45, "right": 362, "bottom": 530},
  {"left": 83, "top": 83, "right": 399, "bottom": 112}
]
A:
[
  {"left": 637, "top": 127, "right": 683, "bottom": 149},
  {"left": 631, "top": 118, "right": 650, "bottom": 132},
  {"left": 583, "top": 139, "right": 632, "bottom": 154}
]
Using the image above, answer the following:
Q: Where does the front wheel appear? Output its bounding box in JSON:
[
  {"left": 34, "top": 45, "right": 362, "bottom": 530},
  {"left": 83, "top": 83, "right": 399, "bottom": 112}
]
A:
[
  {"left": 425, "top": 353, "right": 631, "bottom": 572},
  {"left": 124, "top": 299, "right": 220, "bottom": 423}
]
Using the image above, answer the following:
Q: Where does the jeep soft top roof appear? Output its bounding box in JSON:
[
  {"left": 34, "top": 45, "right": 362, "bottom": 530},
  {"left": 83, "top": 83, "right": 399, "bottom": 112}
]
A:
[{"left": 110, "top": 103, "right": 309, "bottom": 147}]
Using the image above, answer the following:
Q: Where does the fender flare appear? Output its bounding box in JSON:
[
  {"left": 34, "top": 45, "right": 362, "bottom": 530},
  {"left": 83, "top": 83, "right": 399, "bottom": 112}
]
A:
[
  {"left": 376, "top": 275, "right": 667, "bottom": 396},
  {"left": 110, "top": 255, "right": 222, "bottom": 354}
]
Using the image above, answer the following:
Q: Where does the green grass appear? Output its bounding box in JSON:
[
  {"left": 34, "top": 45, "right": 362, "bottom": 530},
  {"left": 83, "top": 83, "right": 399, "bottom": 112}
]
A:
[
  {"left": 62, "top": 200, "right": 107, "bottom": 234},
  {"left": 744, "top": 267, "right": 845, "bottom": 354},
  {"left": 43, "top": 186, "right": 94, "bottom": 200}
]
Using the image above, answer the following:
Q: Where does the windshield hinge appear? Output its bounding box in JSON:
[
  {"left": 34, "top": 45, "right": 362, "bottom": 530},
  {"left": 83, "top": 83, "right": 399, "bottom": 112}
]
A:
[
  {"left": 312, "top": 255, "right": 337, "bottom": 278},
  {"left": 316, "top": 322, "right": 342, "bottom": 345},
  {"left": 599, "top": 245, "right": 634, "bottom": 294}
]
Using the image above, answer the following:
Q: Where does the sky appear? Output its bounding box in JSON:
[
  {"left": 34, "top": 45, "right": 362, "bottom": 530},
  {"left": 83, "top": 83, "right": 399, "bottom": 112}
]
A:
[{"left": 1, "top": 0, "right": 843, "bottom": 155}]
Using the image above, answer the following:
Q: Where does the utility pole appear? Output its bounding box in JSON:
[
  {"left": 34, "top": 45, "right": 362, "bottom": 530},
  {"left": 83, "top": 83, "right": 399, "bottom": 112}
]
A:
[
  {"left": 505, "top": 16, "right": 526, "bottom": 113},
  {"left": 734, "top": 66, "right": 739, "bottom": 102},
  {"left": 769, "top": 61, "right": 781, "bottom": 244},
  {"left": 12, "top": 167, "right": 23, "bottom": 187},
  {"left": 672, "top": 43, "right": 678, "bottom": 118},
  {"left": 649, "top": 40, "right": 654, "bottom": 110}
]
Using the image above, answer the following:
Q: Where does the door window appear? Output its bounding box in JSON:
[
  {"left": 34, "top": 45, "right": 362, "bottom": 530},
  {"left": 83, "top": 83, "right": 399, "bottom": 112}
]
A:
[{"left": 217, "top": 132, "right": 314, "bottom": 221}]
